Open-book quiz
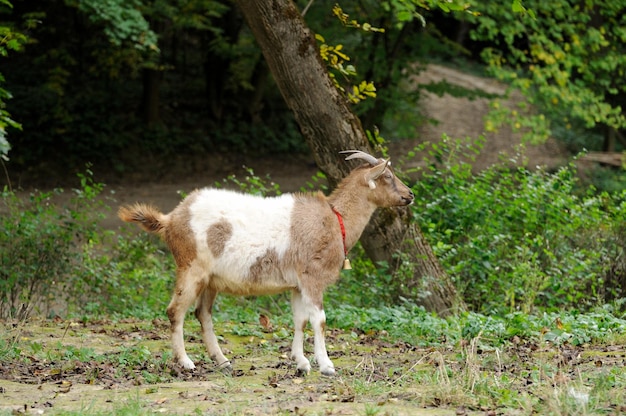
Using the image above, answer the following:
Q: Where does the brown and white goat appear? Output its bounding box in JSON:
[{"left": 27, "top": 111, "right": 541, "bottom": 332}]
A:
[{"left": 118, "top": 150, "right": 414, "bottom": 376}]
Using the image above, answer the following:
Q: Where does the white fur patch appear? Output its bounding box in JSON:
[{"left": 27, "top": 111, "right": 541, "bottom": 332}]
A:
[{"left": 188, "top": 189, "right": 295, "bottom": 291}]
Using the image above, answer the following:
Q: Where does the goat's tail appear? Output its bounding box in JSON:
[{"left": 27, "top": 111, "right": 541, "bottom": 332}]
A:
[{"left": 118, "top": 203, "right": 167, "bottom": 234}]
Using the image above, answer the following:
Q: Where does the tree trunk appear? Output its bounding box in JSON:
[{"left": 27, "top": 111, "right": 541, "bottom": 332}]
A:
[{"left": 236, "top": 0, "right": 464, "bottom": 316}]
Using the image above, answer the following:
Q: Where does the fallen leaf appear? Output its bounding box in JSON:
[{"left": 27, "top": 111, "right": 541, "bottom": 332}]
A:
[
  {"left": 555, "top": 317, "right": 564, "bottom": 330},
  {"left": 259, "top": 314, "right": 273, "bottom": 332}
]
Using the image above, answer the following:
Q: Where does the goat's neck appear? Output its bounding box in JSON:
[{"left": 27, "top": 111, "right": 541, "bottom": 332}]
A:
[{"left": 328, "top": 194, "right": 377, "bottom": 251}]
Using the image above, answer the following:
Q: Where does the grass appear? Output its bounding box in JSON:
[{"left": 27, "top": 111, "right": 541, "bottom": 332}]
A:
[{"left": 1, "top": 305, "right": 625, "bottom": 415}]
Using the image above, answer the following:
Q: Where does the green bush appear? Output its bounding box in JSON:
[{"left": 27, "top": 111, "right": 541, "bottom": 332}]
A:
[
  {"left": 411, "top": 136, "right": 626, "bottom": 315},
  {"left": 77, "top": 230, "right": 174, "bottom": 319},
  {"left": 0, "top": 169, "right": 178, "bottom": 321},
  {"left": 0, "top": 169, "right": 106, "bottom": 319}
]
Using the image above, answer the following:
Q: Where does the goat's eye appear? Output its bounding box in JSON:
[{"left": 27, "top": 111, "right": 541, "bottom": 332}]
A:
[{"left": 385, "top": 173, "right": 392, "bottom": 180}]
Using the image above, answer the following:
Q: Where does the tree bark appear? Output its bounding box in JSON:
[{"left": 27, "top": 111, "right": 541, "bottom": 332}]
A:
[{"left": 236, "top": 0, "right": 464, "bottom": 315}]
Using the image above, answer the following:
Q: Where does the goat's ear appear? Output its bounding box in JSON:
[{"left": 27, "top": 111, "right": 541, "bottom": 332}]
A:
[{"left": 366, "top": 159, "right": 389, "bottom": 189}]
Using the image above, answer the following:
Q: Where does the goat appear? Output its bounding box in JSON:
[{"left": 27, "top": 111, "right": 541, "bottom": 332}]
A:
[{"left": 118, "top": 150, "right": 414, "bottom": 376}]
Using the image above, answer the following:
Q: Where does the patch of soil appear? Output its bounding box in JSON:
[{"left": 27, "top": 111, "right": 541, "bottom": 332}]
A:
[{"left": 397, "top": 63, "right": 569, "bottom": 171}]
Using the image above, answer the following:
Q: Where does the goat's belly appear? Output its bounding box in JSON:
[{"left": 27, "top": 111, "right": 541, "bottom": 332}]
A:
[{"left": 210, "top": 271, "right": 296, "bottom": 296}]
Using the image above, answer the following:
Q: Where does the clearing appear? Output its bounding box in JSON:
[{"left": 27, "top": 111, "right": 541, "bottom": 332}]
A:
[{"left": 2, "top": 65, "right": 603, "bottom": 415}]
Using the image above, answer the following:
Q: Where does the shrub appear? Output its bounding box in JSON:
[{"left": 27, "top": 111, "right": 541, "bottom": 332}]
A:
[
  {"left": 410, "top": 136, "right": 626, "bottom": 315},
  {"left": 0, "top": 168, "right": 179, "bottom": 320},
  {"left": 0, "top": 169, "right": 106, "bottom": 319},
  {"left": 75, "top": 230, "right": 174, "bottom": 319}
]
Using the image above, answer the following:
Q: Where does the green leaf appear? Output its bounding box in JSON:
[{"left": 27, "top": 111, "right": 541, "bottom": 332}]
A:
[{"left": 511, "top": 0, "right": 524, "bottom": 13}]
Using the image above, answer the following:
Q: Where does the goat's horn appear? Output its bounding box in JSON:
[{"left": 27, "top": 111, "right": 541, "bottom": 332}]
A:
[
  {"left": 339, "top": 150, "right": 382, "bottom": 166},
  {"left": 370, "top": 158, "right": 390, "bottom": 180}
]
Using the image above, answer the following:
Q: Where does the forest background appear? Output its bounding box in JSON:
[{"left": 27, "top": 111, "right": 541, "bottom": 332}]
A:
[{"left": 1, "top": 0, "right": 626, "bottom": 414}]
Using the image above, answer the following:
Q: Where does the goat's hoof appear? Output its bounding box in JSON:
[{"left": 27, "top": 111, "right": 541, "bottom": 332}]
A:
[
  {"left": 217, "top": 360, "right": 232, "bottom": 375},
  {"left": 295, "top": 367, "right": 310, "bottom": 378},
  {"left": 294, "top": 360, "right": 311, "bottom": 377},
  {"left": 179, "top": 357, "right": 196, "bottom": 370},
  {"left": 320, "top": 367, "right": 336, "bottom": 377}
]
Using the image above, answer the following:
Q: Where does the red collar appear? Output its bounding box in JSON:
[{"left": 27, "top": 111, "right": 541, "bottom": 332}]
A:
[{"left": 331, "top": 207, "right": 347, "bottom": 257}]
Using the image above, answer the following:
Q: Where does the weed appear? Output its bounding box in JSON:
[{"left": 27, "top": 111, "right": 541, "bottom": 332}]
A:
[
  {"left": 216, "top": 166, "right": 282, "bottom": 196},
  {"left": 54, "top": 393, "right": 152, "bottom": 416},
  {"left": 362, "top": 404, "right": 382, "bottom": 416},
  {"left": 2, "top": 313, "right": 625, "bottom": 414},
  {"left": 76, "top": 230, "right": 174, "bottom": 320}
]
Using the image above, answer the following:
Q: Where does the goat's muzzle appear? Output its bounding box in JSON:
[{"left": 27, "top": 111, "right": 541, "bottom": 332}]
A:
[{"left": 402, "top": 190, "right": 415, "bottom": 205}]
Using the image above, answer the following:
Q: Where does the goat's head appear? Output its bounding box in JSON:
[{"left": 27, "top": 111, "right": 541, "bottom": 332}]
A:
[{"left": 340, "top": 150, "right": 414, "bottom": 207}]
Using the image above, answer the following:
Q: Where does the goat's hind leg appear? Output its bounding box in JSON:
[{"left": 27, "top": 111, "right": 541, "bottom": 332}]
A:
[
  {"left": 195, "top": 286, "right": 231, "bottom": 372},
  {"left": 166, "top": 266, "right": 203, "bottom": 370}
]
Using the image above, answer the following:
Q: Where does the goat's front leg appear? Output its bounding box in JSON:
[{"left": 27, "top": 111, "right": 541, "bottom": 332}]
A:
[
  {"left": 309, "top": 303, "right": 335, "bottom": 376},
  {"left": 195, "top": 287, "right": 231, "bottom": 371},
  {"left": 291, "top": 290, "right": 335, "bottom": 376}
]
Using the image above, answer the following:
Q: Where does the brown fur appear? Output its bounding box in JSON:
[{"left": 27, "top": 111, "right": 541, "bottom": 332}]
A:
[
  {"left": 206, "top": 219, "right": 233, "bottom": 258},
  {"left": 286, "top": 193, "right": 343, "bottom": 307},
  {"left": 117, "top": 203, "right": 167, "bottom": 233},
  {"left": 247, "top": 248, "right": 281, "bottom": 282},
  {"left": 164, "top": 193, "right": 198, "bottom": 269}
]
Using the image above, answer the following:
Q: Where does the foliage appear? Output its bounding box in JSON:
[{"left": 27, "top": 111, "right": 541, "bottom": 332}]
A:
[
  {"left": 306, "top": 0, "right": 482, "bottom": 138},
  {"left": 410, "top": 136, "right": 626, "bottom": 315},
  {"left": 0, "top": 75, "right": 16, "bottom": 160},
  {"left": 71, "top": 0, "right": 158, "bottom": 53},
  {"left": 385, "top": 0, "right": 476, "bottom": 27},
  {"left": 316, "top": 5, "right": 381, "bottom": 105},
  {"left": 2, "top": 0, "right": 623, "bottom": 182},
  {"left": 468, "top": 0, "right": 626, "bottom": 145},
  {"left": 326, "top": 244, "right": 399, "bottom": 308},
  {"left": 327, "top": 301, "right": 626, "bottom": 348},
  {"left": 0, "top": 0, "right": 32, "bottom": 160},
  {"left": 215, "top": 166, "right": 282, "bottom": 196},
  {"left": 77, "top": 231, "right": 174, "bottom": 319},
  {"left": 0, "top": 169, "right": 106, "bottom": 319},
  {"left": 1, "top": 0, "right": 305, "bottom": 176},
  {"left": 0, "top": 167, "right": 294, "bottom": 323},
  {"left": 581, "top": 165, "right": 626, "bottom": 194}
]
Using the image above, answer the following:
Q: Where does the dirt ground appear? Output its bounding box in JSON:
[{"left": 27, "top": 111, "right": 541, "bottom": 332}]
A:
[
  {"left": 2, "top": 318, "right": 624, "bottom": 415},
  {"left": 0, "top": 319, "right": 487, "bottom": 415}
]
